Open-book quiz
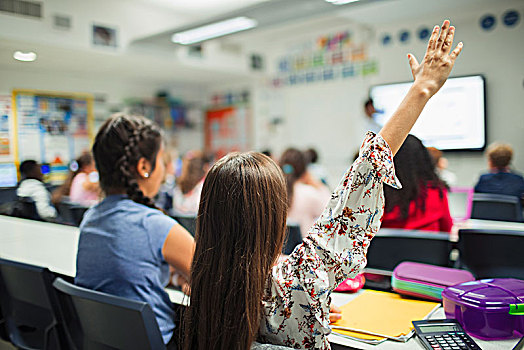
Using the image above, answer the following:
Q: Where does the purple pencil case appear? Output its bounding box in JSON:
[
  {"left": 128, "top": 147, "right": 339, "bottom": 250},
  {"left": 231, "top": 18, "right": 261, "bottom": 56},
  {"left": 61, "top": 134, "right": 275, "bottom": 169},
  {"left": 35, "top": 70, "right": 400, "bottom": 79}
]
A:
[
  {"left": 443, "top": 278, "right": 524, "bottom": 340},
  {"left": 392, "top": 262, "right": 475, "bottom": 301}
]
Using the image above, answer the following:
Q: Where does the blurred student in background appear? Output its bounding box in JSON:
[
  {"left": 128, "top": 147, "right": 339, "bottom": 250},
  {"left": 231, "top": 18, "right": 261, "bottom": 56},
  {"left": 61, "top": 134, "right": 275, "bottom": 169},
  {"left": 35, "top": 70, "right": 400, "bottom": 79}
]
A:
[
  {"left": 382, "top": 135, "right": 453, "bottom": 233},
  {"left": 363, "top": 98, "right": 382, "bottom": 134},
  {"left": 304, "top": 147, "right": 329, "bottom": 186},
  {"left": 279, "top": 148, "right": 331, "bottom": 237},
  {"left": 155, "top": 149, "right": 177, "bottom": 212},
  {"left": 53, "top": 152, "right": 100, "bottom": 207},
  {"left": 474, "top": 142, "right": 524, "bottom": 200},
  {"left": 427, "top": 147, "right": 457, "bottom": 187},
  {"left": 17, "top": 160, "right": 57, "bottom": 221},
  {"left": 172, "top": 150, "right": 210, "bottom": 216}
]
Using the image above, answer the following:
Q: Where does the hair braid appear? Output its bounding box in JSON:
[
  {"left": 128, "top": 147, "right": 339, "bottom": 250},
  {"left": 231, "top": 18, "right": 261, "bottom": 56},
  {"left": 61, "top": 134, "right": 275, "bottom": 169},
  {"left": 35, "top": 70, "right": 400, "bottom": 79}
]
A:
[
  {"left": 93, "top": 114, "right": 163, "bottom": 211},
  {"left": 120, "top": 125, "right": 158, "bottom": 209}
]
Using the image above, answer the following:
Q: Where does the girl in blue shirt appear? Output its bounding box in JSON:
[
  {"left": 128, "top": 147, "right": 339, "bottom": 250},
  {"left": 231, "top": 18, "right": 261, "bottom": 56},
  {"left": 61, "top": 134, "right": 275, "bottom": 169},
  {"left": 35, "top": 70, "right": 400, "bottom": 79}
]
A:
[{"left": 75, "top": 114, "right": 194, "bottom": 348}]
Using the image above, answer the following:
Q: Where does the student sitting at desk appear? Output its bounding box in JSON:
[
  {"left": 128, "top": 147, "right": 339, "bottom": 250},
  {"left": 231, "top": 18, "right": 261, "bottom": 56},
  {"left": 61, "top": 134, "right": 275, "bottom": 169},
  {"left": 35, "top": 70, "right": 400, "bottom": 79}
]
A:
[
  {"left": 75, "top": 114, "right": 195, "bottom": 349},
  {"left": 52, "top": 152, "right": 100, "bottom": 207},
  {"left": 474, "top": 142, "right": 524, "bottom": 201},
  {"left": 183, "top": 20, "right": 462, "bottom": 349},
  {"left": 382, "top": 135, "right": 453, "bottom": 233},
  {"left": 17, "top": 160, "right": 57, "bottom": 221}
]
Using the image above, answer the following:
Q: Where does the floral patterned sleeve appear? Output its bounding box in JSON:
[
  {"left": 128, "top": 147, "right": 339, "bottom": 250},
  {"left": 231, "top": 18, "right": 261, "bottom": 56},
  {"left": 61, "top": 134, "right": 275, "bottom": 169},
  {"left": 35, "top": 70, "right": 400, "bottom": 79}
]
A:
[{"left": 258, "top": 132, "right": 401, "bottom": 349}]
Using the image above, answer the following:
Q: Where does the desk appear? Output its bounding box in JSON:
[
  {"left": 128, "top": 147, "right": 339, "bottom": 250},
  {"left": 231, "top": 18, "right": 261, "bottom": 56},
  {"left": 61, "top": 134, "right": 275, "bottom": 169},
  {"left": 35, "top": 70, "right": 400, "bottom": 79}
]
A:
[
  {"left": 328, "top": 292, "right": 520, "bottom": 350},
  {"left": 0, "top": 215, "right": 520, "bottom": 349},
  {"left": 0, "top": 215, "right": 188, "bottom": 304},
  {"left": 451, "top": 219, "right": 524, "bottom": 241}
]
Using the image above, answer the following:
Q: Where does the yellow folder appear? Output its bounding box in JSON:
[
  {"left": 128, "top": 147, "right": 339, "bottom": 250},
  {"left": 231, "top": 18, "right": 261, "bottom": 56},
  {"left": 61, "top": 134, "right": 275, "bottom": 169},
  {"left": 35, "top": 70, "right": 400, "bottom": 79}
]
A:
[{"left": 331, "top": 290, "right": 440, "bottom": 341}]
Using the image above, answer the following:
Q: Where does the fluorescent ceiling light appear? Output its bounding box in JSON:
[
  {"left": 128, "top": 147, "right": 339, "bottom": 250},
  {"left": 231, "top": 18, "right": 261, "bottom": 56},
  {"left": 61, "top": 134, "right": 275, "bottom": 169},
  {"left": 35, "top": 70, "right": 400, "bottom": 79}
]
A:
[
  {"left": 172, "top": 16, "right": 258, "bottom": 45},
  {"left": 325, "top": 0, "right": 359, "bottom": 5},
  {"left": 13, "top": 51, "right": 37, "bottom": 62}
]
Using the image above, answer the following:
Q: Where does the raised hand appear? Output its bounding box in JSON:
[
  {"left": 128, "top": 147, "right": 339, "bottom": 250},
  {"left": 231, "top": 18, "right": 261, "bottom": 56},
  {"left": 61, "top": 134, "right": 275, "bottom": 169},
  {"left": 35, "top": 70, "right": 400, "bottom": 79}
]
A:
[
  {"left": 378, "top": 20, "right": 464, "bottom": 155},
  {"left": 407, "top": 20, "right": 463, "bottom": 97}
]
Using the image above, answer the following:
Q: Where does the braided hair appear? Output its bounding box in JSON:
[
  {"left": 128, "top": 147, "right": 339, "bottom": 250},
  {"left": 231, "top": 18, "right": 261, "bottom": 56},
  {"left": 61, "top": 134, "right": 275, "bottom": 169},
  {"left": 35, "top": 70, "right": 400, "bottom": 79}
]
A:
[
  {"left": 384, "top": 135, "right": 446, "bottom": 219},
  {"left": 92, "top": 114, "right": 162, "bottom": 209}
]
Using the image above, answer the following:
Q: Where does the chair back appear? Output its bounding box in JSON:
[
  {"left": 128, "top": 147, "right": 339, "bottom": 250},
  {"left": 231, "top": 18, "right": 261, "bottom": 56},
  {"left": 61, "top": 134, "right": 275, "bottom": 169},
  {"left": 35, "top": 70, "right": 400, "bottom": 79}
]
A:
[
  {"left": 57, "top": 201, "right": 89, "bottom": 226},
  {"left": 0, "top": 187, "right": 18, "bottom": 205},
  {"left": 282, "top": 224, "right": 303, "bottom": 255},
  {"left": 172, "top": 215, "right": 197, "bottom": 236},
  {"left": 470, "top": 193, "right": 523, "bottom": 222},
  {"left": 10, "top": 196, "right": 42, "bottom": 221},
  {"left": 366, "top": 229, "right": 452, "bottom": 271},
  {"left": 458, "top": 228, "right": 524, "bottom": 279},
  {"left": 0, "top": 258, "right": 66, "bottom": 349},
  {"left": 53, "top": 277, "right": 166, "bottom": 350}
]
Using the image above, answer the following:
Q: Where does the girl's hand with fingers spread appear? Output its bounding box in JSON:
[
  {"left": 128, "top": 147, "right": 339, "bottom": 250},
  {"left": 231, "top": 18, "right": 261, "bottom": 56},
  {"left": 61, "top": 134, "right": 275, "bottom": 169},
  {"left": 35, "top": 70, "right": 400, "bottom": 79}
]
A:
[
  {"left": 408, "top": 20, "right": 463, "bottom": 97},
  {"left": 378, "top": 19, "right": 463, "bottom": 155}
]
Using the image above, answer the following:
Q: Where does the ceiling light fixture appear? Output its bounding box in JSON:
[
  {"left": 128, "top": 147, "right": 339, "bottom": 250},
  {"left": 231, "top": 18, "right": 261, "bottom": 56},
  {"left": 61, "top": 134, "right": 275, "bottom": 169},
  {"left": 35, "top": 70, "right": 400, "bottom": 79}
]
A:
[
  {"left": 172, "top": 16, "right": 258, "bottom": 45},
  {"left": 325, "top": 0, "right": 359, "bottom": 5},
  {"left": 13, "top": 51, "right": 37, "bottom": 62}
]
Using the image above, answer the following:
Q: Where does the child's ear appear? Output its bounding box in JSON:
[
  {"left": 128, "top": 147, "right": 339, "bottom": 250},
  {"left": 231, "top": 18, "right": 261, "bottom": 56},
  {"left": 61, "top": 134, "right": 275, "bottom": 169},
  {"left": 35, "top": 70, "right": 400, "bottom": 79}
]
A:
[{"left": 136, "top": 157, "right": 152, "bottom": 179}]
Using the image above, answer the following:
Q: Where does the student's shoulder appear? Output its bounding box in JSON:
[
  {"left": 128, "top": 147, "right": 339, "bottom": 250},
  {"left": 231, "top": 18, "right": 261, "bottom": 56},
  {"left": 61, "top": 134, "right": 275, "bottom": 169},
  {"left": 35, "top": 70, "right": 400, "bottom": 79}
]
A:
[{"left": 509, "top": 171, "right": 524, "bottom": 180}]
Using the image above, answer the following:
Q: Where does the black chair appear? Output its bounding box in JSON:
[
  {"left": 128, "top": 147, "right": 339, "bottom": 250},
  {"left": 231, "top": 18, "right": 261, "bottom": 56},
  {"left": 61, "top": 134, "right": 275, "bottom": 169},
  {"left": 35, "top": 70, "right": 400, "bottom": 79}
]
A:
[
  {"left": 53, "top": 277, "right": 166, "bottom": 350},
  {"left": 470, "top": 193, "right": 523, "bottom": 222},
  {"left": 57, "top": 201, "right": 89, "bottom": 226},
  {"left": 0, "top": 187, "right": 18, "bottom": 205},
  {"left": 8, "top": 196, "right": 42, "bottom": 221},
  {"left": 282, "top": 224, "right": 303, "bottom": 255},
  {"left": 457, "top": 228, "right": 524, "bottom": 279},
  {"left": 0, "top": 258, "right": 66, "bottom": 349},
  {"left": 366, "top": 229, "right": 453, "bottom": 270},
  {"left": 0, "top": 303, "right": 9, "bottom": 342},
  {"left": 171, "top": 215, "right": 197, "bottom": 236},
  {"left": 364, "top": 229, "right": 452, "bottom": 290}
]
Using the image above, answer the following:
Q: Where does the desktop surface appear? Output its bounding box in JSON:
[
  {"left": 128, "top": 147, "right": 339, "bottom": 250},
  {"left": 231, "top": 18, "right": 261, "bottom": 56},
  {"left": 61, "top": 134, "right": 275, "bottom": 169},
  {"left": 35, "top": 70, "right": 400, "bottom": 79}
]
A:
[{"left": 0, "top": 215, "right": 520, "bottom": 350}]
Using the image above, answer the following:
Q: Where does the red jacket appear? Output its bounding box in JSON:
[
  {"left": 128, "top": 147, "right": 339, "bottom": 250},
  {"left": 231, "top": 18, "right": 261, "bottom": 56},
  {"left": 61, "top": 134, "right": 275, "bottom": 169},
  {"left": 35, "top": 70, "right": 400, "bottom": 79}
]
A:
[{"left": 381, "top": 187, "right": 453, "bottom": 233}]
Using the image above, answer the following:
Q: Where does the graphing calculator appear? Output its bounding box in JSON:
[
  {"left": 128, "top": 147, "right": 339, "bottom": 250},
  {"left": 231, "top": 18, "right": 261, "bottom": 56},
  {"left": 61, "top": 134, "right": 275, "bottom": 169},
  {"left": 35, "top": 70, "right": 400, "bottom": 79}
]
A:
[{"left": 412, "top": 319, "right": 481, "bottom": 350}]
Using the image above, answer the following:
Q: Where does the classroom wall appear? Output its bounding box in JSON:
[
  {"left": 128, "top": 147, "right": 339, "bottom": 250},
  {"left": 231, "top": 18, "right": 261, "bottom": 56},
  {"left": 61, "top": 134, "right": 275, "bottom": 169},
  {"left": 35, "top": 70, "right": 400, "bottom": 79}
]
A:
[
  {"left": 0, "top": 69, "right": 207, "bottom": 159},
  {"left": 0, "top": 0, "right": 192, "bottom": 50},
  {"left": 245, "top": 0, "right": 524, "bottom": 187}
]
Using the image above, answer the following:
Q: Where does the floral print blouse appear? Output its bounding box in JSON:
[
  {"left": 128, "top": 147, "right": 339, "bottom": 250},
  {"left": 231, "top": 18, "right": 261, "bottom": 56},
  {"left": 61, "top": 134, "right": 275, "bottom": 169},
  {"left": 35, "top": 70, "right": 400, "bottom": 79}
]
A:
[{"left": 258, "top": 132, "right": 401, "bottom": 349}]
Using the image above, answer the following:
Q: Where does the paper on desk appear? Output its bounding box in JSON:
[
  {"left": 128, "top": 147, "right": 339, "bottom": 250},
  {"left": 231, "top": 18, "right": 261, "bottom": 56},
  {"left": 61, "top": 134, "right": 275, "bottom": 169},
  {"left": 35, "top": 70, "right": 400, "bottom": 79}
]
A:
[{"left": 331, "top": 290, "right": 440, "bottom": 342}]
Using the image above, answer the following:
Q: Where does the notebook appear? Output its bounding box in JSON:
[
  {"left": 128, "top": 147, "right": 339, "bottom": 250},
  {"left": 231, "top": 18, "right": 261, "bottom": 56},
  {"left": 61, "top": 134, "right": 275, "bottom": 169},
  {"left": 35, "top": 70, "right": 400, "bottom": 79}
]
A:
[{"left": 331, "top": 290, "right": 440, "bottom": 343}]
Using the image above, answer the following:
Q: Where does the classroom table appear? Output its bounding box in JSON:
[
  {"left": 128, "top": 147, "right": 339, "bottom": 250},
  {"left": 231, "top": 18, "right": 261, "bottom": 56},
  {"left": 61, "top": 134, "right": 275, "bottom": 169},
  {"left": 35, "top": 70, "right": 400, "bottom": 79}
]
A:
[
  {"left": 0, "top": 215, "right": 189, "bottom": 305},
  {"left": 451, "top": 218, "right": 524, "bottom": 241},
  {"left": 328, "top": 292, "right": 520, "bottom": 350},
  {"left": 0, "top": 215, "right": 521, "bottom": 350}
]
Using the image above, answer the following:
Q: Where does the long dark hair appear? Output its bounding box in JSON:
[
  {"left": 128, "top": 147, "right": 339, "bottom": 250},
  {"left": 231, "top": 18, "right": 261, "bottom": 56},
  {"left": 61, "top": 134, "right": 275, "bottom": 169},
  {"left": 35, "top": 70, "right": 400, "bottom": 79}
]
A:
[
  {"left": 279, "top": 148, "right": 306, "bottom": 207},
  {"left": 384, "top": 135, "right": 445, "bottom": 219},
  {"left": 52, "top": 152, "right": 94, "bottom": 204},
  {"left": 183, "top": 152, "right": 288, "bottom": 350},
  {"left": 92, "top": 114, "right": 162, "bottom": 209}
]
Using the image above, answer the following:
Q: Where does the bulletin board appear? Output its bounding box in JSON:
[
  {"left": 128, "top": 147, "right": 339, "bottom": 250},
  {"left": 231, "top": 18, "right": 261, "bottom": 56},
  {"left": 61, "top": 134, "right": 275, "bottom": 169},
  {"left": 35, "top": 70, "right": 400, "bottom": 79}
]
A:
[
  {"left": 0, "top": 95, "right": 15, "bottom": 162},
  {"left": 13, "top": 89, "right": 94, "bottom": 165},
  {"left": 205, "top": 106, "right": 251, "bottom": 159}
]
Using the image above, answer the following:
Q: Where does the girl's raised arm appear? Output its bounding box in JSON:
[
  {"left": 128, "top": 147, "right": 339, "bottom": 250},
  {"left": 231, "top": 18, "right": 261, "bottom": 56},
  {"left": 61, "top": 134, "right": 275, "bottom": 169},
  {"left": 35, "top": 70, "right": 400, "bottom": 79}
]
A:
[{"left": 379, "top": 20, "right": 463, "bottom": 155}]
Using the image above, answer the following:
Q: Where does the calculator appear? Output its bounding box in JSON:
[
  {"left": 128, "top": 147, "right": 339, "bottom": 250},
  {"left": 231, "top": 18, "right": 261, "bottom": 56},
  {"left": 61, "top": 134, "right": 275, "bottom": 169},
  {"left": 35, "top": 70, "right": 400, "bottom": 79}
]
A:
[{"left": 412, "top": 319, "right": 481, "bottom": 350}]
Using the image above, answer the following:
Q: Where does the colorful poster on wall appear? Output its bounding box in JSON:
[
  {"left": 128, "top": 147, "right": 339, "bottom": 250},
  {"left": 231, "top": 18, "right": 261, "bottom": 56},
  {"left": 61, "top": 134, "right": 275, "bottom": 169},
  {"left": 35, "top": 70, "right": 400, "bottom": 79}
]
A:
[
  {"left": 0, "top": 95, "right": 14, "bottom": 161},
  {"left": 14, "top": 90, "right": 93, "bottom": 165},
  {"left": 272, "top": 28, "right": 378, "bottom": 87},
  {"left": 205, "top": 107, "right": 251, "bottom": 159}
]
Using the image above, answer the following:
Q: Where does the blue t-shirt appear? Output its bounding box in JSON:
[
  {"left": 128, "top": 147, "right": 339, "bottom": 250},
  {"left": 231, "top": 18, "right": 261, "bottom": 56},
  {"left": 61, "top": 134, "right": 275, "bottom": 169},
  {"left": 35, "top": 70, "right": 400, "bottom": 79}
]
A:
[
  {"left": 474, "top": 171, "right": 524, "bottom": 199},
  {"left": 75, "top": 194, "right": 177, "bottom": 344}
]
